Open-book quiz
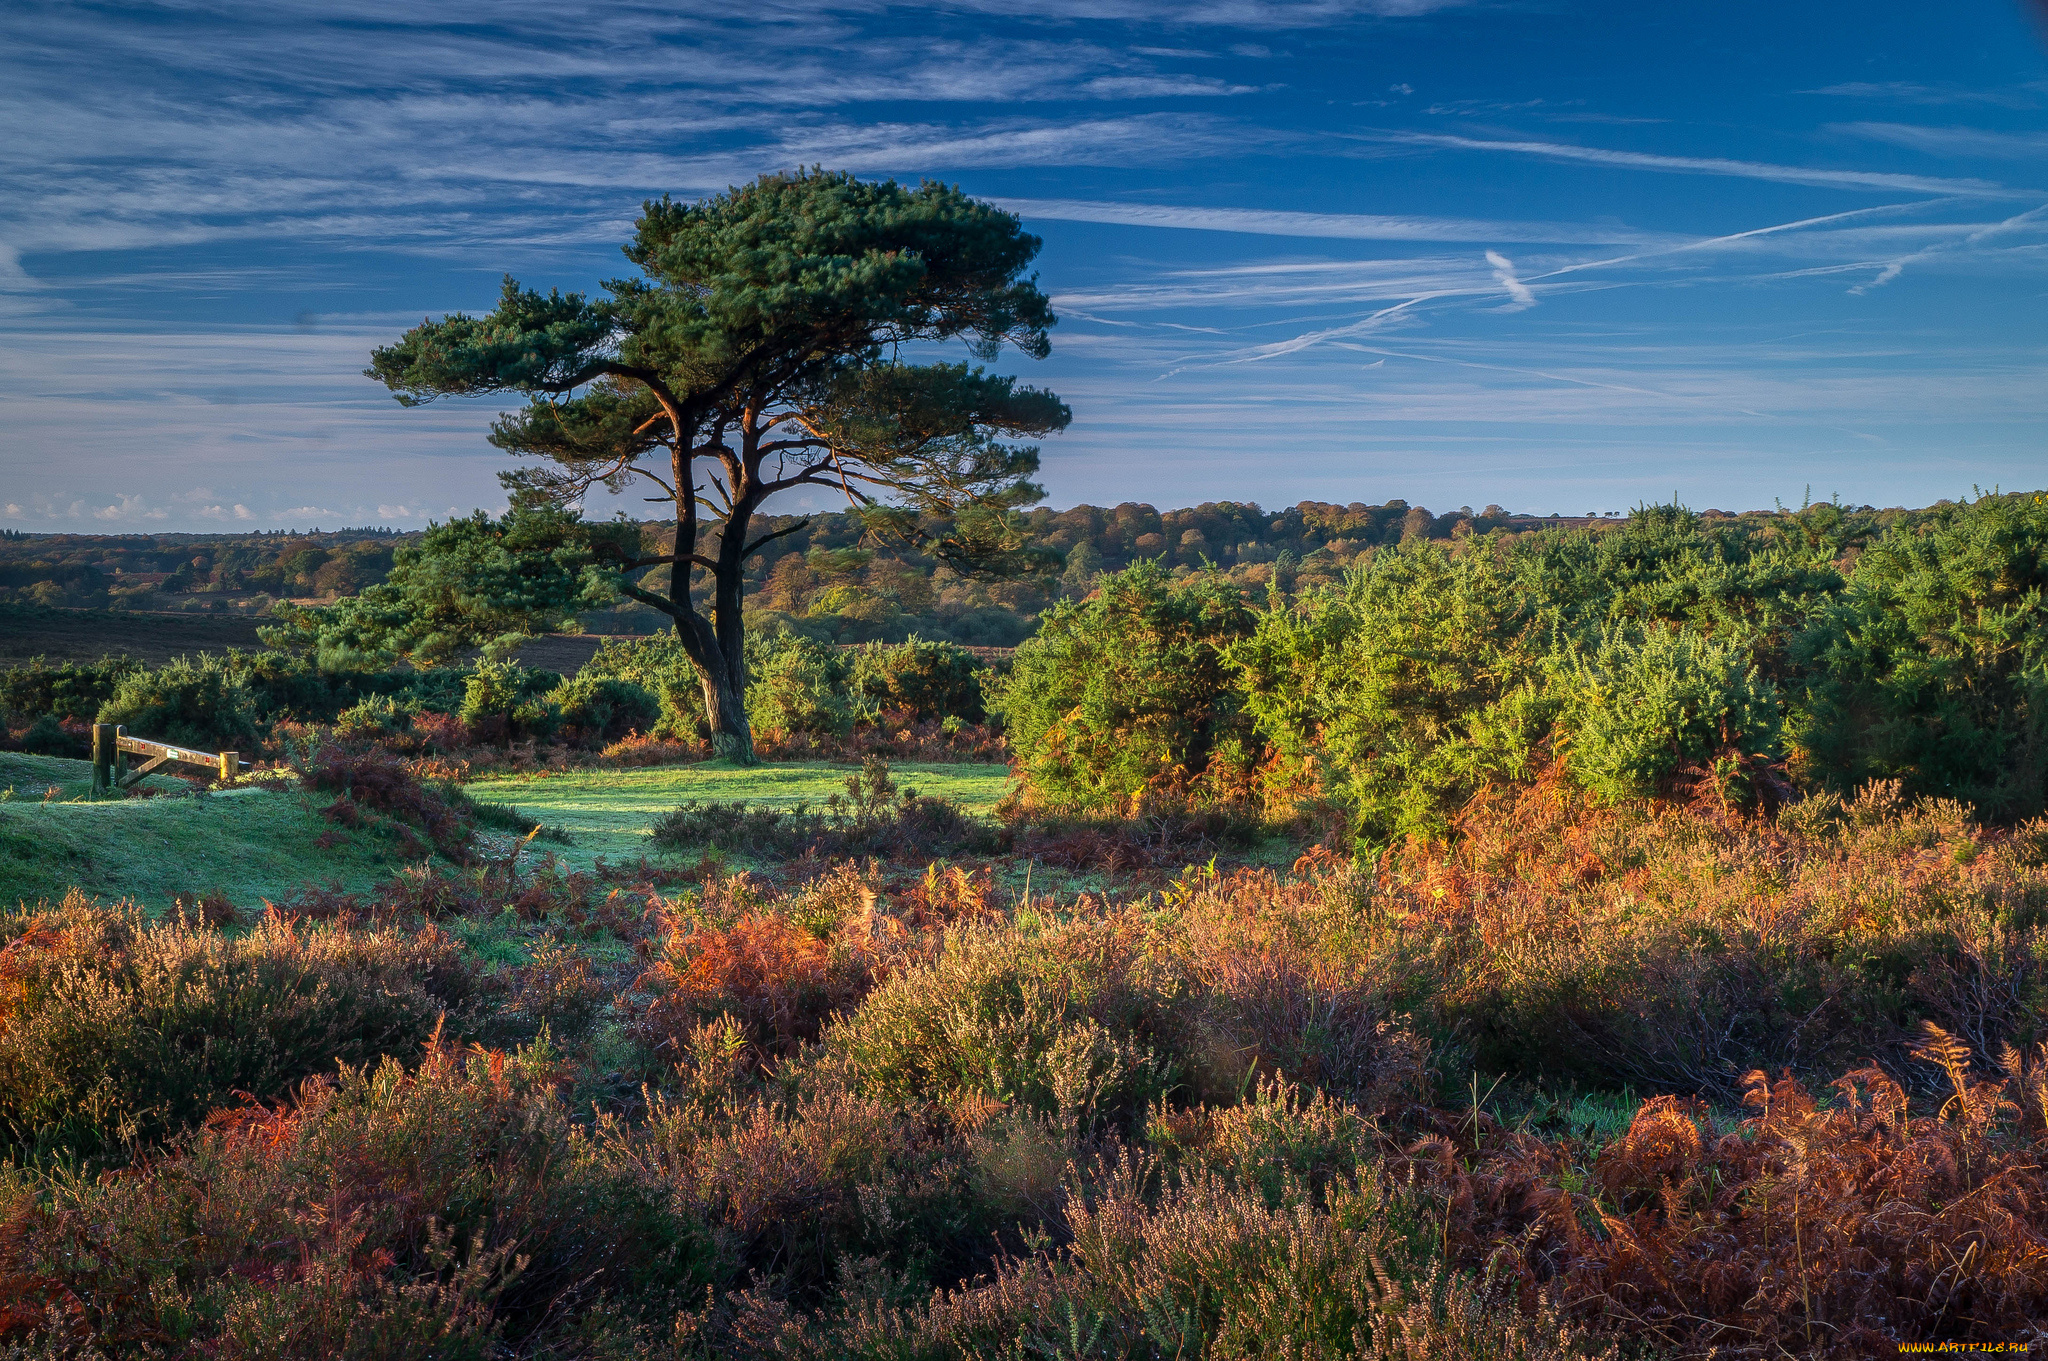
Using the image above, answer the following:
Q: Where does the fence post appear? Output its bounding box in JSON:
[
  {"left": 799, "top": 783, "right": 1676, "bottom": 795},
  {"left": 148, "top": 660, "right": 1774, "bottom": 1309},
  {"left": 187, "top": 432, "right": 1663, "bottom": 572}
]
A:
[
  {"left": 92, "top": 723, "right": 113, "bottom": 794},
  {"left": 115, "top": 726, "right": 127, "bottom": 787},
  {"left": 219, "top": 751, "right": 238, "bottom": 785}
]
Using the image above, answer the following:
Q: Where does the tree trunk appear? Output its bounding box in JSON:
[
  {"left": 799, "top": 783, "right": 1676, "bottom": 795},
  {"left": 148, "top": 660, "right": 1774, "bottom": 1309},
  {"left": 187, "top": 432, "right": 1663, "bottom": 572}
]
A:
[{"left": 699, "top": 659, "right": 755, "bottom": 764}]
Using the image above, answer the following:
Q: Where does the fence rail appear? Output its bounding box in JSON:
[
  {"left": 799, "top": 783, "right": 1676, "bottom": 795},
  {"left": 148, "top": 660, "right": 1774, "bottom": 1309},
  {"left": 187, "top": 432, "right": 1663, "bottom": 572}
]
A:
[{"left": 91, "top": 724, "right": 248, "bottom": 793}]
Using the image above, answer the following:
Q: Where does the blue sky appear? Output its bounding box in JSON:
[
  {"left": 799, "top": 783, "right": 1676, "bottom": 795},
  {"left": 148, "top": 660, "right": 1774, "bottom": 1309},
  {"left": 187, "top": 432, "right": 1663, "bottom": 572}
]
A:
[{"left": 3, "top": 0, "right": 2046, "bottom": 531}]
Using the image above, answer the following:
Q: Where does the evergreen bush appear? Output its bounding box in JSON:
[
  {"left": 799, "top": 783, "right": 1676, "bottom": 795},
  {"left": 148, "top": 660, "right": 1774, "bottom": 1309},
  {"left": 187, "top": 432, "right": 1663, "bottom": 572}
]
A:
[
  {"left": 95, "top": 654, "right": 262, "bottom": 754},
  {"left": 848, "top": 636, "right": 986, "bottom": 722},
  {"left": 1791, "top": 491, "right": 2048, "bottom": 819},
  {"left": 994, "top": 561, "right": 1256, "bottom": 812}
]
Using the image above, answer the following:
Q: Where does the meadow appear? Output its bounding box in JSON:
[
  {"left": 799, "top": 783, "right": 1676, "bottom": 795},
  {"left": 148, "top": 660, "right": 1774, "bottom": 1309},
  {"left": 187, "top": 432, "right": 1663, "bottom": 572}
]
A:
[{"left": 1, "top": 494, "right": 2045, "bottom": 1359}]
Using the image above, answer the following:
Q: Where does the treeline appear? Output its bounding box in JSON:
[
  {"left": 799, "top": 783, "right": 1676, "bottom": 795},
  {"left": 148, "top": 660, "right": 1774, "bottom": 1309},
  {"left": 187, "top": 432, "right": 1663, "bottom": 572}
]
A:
[
  {"left": 1, "top": 494, "right": 1929, "bottom": 641},
  {"left": 0, "top": 529, "right": 400, "bottom": 611}
]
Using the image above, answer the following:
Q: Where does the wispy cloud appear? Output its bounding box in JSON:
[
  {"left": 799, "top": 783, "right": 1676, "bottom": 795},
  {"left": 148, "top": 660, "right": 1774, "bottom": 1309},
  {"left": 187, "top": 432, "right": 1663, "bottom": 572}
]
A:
[
  {"left": 992, "top": 198, "right": 1667, "bottom": 244},
  {"left": 1484, "top": 250, "right": 1537, "bottom": 310},
  {"left": 1834, "top": 122, "right": 2048, "bottom": 160},
  {"left": 1360, "top": 130, "right": 2035, "bottom": 197},
  {"left": 1804, "top": 80, "right": 2045, "bottom": 109}
]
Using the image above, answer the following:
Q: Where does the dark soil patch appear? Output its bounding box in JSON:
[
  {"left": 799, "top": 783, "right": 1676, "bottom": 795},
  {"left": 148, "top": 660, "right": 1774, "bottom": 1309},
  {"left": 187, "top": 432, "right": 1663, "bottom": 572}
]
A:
[{"left": 0, "top": 607, "right": 267, "bottom": 665}]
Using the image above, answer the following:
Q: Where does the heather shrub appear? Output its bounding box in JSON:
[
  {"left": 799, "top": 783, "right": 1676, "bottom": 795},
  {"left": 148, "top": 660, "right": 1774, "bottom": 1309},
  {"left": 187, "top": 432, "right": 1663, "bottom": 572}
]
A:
[
  {"left": 0, "top": 899, "right": 484, "bottom": 1161},
  {"left": 868, "top": 1152, "right": 1606, "bottom": 1361},
  {"left": 822, "top": 913, "right": 1192, "bottom": 1127},
  {"left": 621, "top": 1082, "right": 996, "bottom": 1307},
  {"left": 96, "top": 653, "right": 262, "bottom": 755},
  {"left": 0, "top": 1037, "right": 713, "bottom": 1357},
  {"left": 995, "top": 561, "right": 1257, "bottom": 812},
  {"left": 1372, "top": 771, "right": 2048, "bottom": 1096},
  {"left": 298, "top": 741, "right": 473, "bottom": 859},
  {"left": 632, "top": 908, "right": 872, "bottom": 1054}
]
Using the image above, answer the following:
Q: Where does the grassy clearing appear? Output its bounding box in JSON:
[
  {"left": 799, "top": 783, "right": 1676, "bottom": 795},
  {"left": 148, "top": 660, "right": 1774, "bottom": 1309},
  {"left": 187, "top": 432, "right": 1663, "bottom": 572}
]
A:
[
  {"left": 0, "top": 754, "right": 400, "bottom": 910},
  {"left": 0, "top": 750, "right": 187, "bottom": 801},
  {"left": 462, "top": 759, "right": 1015, "bottom": 868}
]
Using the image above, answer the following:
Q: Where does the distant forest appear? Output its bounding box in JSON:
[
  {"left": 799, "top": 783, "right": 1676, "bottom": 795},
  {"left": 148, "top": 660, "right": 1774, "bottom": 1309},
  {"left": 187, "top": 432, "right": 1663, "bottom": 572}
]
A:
[{"left": 0, "top": 496, "right": 1926, "bottom": 645}]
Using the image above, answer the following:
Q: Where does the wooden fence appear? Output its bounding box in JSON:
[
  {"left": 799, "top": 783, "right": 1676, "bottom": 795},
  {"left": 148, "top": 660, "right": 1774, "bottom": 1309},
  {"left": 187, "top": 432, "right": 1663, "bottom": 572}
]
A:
[{"left": 91, "top": 724, "right": 248, "bottom": 793}]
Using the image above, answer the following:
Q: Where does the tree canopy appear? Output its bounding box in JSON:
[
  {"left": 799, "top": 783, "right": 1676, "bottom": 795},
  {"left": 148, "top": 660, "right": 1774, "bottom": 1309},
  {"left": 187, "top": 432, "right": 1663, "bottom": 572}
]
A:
[{"left": 367, "top": 171, "right": 1066, "bottom": 759}]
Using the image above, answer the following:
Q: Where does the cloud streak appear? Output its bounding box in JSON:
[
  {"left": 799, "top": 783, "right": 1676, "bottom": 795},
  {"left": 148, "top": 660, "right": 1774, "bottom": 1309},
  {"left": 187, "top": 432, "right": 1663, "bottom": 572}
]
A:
[
  {"left": 992, "top": 198, "right": 1667, "bottom": 244},
  {"left": 1362, "top": 130, "right": 2036, "bottom": 197}
]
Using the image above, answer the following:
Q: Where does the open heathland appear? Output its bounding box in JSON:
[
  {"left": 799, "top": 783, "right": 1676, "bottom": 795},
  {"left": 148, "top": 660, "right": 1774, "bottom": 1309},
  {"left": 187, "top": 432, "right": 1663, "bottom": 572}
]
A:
[{"left": 4, "top": 491, "right": 2048, "bottom": 1358}]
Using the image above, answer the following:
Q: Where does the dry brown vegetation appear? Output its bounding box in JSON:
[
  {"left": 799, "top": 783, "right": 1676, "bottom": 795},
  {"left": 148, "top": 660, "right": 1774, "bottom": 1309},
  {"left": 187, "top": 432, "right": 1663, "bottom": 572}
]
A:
[{"left": 1, "top": 768, "right": 2045, "bottom": 1357}]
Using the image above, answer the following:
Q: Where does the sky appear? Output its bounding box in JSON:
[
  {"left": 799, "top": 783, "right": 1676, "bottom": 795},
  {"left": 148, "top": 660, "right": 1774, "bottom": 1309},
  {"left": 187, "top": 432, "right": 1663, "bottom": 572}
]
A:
[{"left": 3, "top": 0, "right": 2047, "bottom": 531}]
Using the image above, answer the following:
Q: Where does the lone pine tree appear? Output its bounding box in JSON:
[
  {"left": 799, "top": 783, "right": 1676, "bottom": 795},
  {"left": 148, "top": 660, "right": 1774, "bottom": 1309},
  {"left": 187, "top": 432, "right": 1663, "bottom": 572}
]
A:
[{"left": 368, "top": 170, "right": 1067, "bottom": 761}]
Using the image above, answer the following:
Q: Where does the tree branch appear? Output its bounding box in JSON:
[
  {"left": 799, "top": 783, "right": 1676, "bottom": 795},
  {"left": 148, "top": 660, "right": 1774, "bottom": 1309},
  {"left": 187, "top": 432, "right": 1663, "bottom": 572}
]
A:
[{"left": 741, "top": 518, "right": 813, "bottom": 559}]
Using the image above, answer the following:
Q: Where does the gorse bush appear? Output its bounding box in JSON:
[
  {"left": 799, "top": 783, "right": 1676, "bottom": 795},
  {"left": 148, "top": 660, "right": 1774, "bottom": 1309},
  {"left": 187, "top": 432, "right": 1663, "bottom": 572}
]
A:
[
  {"left": 550, "top": 672, "right": 660, "bottom": 745},
  {"left": 457, "top": 657, "right": 562, "bottom": 744},
  {"left": 995, "top": 561, "right": 1257, "bottom": 812},
  {"left": 0, "top": 654, "right": 140, "bottom": 723},
  {"left": 1557, "top": 620, "right": 1781, "bottom": 803},
  {"left": 746, "top": 629, "right": 855, "bottom": 738},
  {"left": 847, "top": 636, "right": 987, "bottom": 723},
  {"left": 1793, "top": 490, "right": 2048, "bottom": 819},
  {"left": 17, "top": 711, "right": 84, "bottom": 758},
  {"left": 577, "top": 631, "right": 709, "bottom": 740},
  {"left": 95, "top": 652, "right": 263, "bottom": 755},
  {"left": 1096, "top": 494, "right": 2041, "bottom": 843},
  {"left": 1228, "top": 540, "right": 1552, "bottom": 843}
]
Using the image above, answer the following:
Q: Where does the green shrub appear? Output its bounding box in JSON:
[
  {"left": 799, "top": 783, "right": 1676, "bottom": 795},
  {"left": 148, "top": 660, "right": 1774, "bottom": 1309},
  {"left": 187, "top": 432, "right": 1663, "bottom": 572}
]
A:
[
  {"left": 0, "top": 654, "right": 140, "bottom": 722},
  {"left": 577, "top": 632, "right": 708, "bottom": 740},
  {"left": 1557, "top": 621, "right": 1781, "bottom": 802},
  {"left": 1228, "top": 541, "right": 1552, "bottom": 844},
  {"left": 849, "top": 636, "right": 986, "bottom": 722},
  {"left": 457, "top": 658, "right": 561, "bottom": 743},
  {"left": 333, "top": 691, "right": 409, "bottom": 739},
  {"left": 1791, "top": 491, "right": 2048, "bottom": 819},
  {"left": 995, "top": 562, "right": 1255, "bottom": 811},
  {"left": 746, "top": 630, "right": 854, "bottom": 738},
  {"left": 550, "top": 673, "right": 659, "bottom": 745},
  {"left": 17, "top": 712, "right": 83, "bottom": 758},
  {"left": 96, "top": 653, "right": 262, "bottom": 754}
]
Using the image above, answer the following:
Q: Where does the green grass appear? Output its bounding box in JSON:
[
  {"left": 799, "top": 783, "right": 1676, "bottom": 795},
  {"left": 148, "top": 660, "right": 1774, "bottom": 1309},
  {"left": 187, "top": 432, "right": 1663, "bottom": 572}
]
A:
[
  {"left": 0, "top": 750, "right": 186, "bottom": 801},
  {"left": 0, "top": 754, "right": 1015, "bottom": 914},
  {"left": 461, "top": 759, "right": 1016, "bottom": 869},
  {"left": 0, "top": 754, "right": 405, "bottom": 912}
]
